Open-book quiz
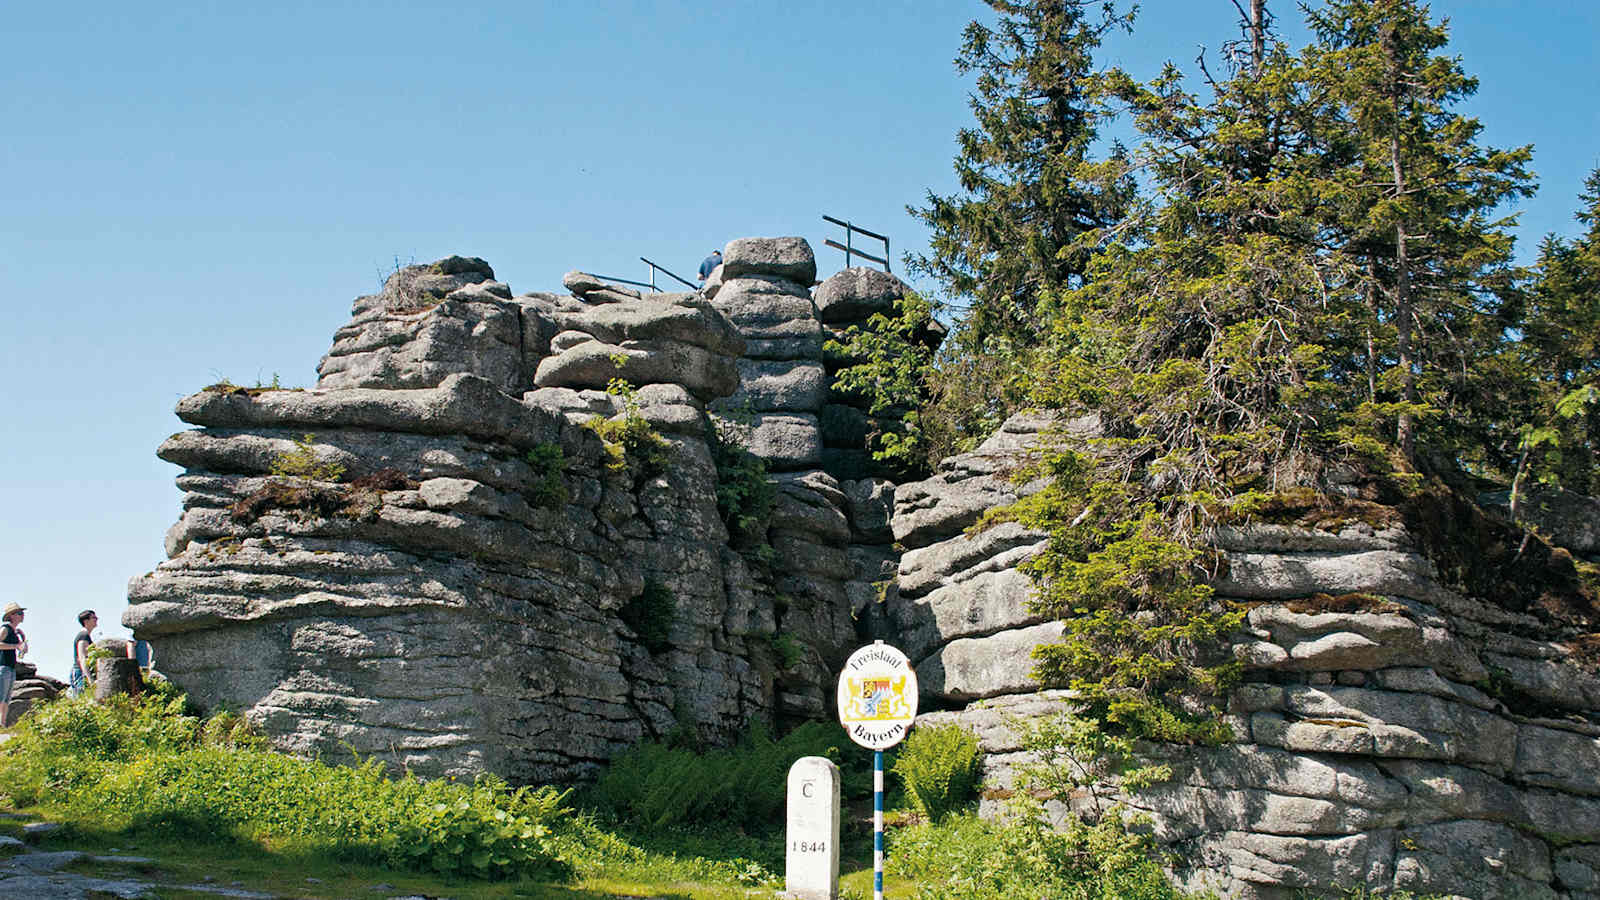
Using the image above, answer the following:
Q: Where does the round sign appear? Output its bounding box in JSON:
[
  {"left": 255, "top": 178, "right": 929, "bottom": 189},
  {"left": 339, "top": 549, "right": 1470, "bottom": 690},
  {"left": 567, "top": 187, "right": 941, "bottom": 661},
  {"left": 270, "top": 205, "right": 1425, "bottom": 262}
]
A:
[{"left": 836, "top": 641, "right": 919, "bottom": 750}]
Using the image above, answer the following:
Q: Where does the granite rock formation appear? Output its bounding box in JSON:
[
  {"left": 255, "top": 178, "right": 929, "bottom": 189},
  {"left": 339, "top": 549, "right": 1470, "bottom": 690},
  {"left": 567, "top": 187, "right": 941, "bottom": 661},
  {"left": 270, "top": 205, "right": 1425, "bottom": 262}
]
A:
[
  {"left": 896, "top": 412, "right": 1600, "bottom": 900},
  {"left": 129, "top": 239, "right": 922, "bottom": 781},
  {"left": 126, "top": 235, "right": 1600, "bottom": 898}
]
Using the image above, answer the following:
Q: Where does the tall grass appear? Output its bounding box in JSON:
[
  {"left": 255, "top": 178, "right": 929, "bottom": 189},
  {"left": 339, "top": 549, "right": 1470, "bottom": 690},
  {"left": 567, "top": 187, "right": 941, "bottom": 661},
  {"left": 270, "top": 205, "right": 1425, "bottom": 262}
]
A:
[
  {"left": 889, "top": 807, "right": 1203, "bottom": 900},
  {"left": 0, "top": 688, "right": 570, "bottom": 880}
]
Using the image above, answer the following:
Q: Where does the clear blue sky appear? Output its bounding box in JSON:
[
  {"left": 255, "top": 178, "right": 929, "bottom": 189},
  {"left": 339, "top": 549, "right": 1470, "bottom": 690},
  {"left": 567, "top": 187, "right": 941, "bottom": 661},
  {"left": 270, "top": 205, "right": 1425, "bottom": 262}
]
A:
[{"left": 4, "top": 1, "right": 1596, "bottom": 681}]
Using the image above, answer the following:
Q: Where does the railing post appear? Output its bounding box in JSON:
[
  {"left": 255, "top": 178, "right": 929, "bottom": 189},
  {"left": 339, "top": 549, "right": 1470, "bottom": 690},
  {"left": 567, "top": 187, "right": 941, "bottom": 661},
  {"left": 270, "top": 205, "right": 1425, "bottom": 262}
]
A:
[{"left": 822, "top": 215, "right": 891, "bottom": 274}]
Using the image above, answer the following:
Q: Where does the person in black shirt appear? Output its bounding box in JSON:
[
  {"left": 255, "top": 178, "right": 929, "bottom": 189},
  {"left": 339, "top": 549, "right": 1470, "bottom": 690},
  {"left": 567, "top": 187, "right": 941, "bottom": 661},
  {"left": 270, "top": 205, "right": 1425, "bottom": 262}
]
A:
[
  {"left": 0, "top": 602, "right": 27, "bottom": 727},
  {"left": 70, "top": 609, "right": 97, "bottom": 697}
]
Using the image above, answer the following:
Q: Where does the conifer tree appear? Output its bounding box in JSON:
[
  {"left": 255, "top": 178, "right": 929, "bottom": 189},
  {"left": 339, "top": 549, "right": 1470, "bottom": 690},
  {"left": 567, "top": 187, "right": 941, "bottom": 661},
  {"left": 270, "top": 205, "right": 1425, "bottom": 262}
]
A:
[
  {"left": 904, "top": 1, "right": 1139, "bottom": 461},
  {"left": 910, "top": 0, "right": 1136, "bottom": 349},
  {"left": 999, "top": 0, "right": 1543, "bottom": 739},
  {"left": 1513, "top": 171, "right": 1600, "bottom": 495},
  {"left": 1004, "top": 19, "right": 1357, "bottom": 739},
  {"left": 1305, "top": 0, "right": 1534, "bottom": 463}
]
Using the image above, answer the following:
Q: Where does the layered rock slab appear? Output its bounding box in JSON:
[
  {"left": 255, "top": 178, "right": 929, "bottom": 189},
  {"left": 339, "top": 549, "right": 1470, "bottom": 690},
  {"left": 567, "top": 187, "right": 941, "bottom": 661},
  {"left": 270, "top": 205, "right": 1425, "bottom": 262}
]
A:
[
  {"left": 129, "top": 251, "right": 865, "bottom": 782},
  {"left": 889, "top": 410, "right": 1600, "bottom": 900}
]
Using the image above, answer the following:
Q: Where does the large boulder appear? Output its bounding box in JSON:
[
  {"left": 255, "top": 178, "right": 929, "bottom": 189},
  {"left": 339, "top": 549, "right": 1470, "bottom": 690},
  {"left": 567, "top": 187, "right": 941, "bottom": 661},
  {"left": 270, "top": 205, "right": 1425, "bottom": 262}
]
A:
[
  {"left": 743, "top": 413, "right": 823, "bottom": 471},
  {"left": 378, "top": 256, "right": 497, "bottom": 311},
  {"left": 317, "top": 259, "right": 524, "bottom": 393},
  {"left": 813, "top": 267, "right": 907, "bottom": 325},
  {"left": 710, "top": 276, "right": 818, "bottom": 337},
  {"left": 534, "top": 336, "right": 739, "bottom": 401},
  {"left": 540, "top": 294, "right": 744, "bottom": 358},
  {"left": 1480, "top": 486, "right": 1600, "bottom": 556},
  {"left": 721, "top": 237, "right": 817, "bottom": 285},
  {"left": 723, "top": 360, "right": 828, "bottom": 413}
]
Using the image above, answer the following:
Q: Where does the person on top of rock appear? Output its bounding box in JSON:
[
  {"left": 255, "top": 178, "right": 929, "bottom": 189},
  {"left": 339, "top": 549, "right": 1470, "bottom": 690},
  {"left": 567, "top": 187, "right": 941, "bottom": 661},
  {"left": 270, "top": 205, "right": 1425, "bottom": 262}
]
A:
[
  {"left": 696, "top": 249, "right": 722, "bottom": 283},
  {"left": 0, "top": 603, "right": 27, "bottom": 725},
  {"left": 69, "top": 609, "right": 97, "bottom": 697}
]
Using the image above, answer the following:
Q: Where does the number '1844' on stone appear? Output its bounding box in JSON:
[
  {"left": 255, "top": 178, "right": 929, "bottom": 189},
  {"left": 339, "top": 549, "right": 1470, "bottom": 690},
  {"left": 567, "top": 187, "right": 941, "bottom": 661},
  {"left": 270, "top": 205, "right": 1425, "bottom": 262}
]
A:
[{"left": 785, "top": 756, "right": 840, "bottom": 900}]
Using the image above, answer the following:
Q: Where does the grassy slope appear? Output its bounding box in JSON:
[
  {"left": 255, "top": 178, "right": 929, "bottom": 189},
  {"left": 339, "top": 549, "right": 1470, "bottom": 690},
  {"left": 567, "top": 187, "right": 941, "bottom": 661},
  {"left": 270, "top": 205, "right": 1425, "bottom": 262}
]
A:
[{"left": 0, "top": 799, "right": 902, "bottom": 900}]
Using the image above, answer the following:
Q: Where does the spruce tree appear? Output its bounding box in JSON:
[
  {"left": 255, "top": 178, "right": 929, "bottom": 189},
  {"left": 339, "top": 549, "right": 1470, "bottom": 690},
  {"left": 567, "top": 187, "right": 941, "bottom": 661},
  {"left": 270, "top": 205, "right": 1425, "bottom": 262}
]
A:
[
  {"left": 1304, "top": 0, "right": 1535, "bottom": 464},
  {"left": 1009, "top": 25, "right": 1355, "bottom": 739},
  {"left": 910, "top": 0, "right": 1136, "bottom": 349},
  {"left": 1514, "top": 171, "right": 1600, "bottom": 495},
  {"left": 997, "top": 0, "right": 1543, "bottom": 739}
]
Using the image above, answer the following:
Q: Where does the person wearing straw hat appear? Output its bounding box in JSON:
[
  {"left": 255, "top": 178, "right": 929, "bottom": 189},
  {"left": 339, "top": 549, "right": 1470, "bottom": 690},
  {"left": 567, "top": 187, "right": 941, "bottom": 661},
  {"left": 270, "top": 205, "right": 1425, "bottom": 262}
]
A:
[{"left": 0, "top": 602, "right": 27, "bottom": 726}]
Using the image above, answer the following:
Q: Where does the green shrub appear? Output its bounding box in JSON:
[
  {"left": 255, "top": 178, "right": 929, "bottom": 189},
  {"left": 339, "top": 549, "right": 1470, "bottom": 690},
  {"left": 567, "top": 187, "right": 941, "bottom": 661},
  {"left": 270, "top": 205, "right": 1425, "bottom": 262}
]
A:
[
  {"left": 888, "top": 808, "right": 1200, "bottom": 900},
  {"left": 0, "top": 692, "right": 571, "bottom": 881},
  {"left": 587, "top": 721, "right": 870, "bottom": 828},
  {"left": 525, "top": 442, "right": 569, "bottom": 507},
  {"left": 585, "top": 379, "right": 670, "bottom": 475},
  {"left": 826, "top": 291, "right": 941, "bottom": 480},
  {"left": 269, "top": 433, "right": 346, "bottom": 482},
  {"left": 769, "top": 632, "right": 805, "bottom": 670},
  {"left": 883, "top": 710, "right": 1209, "bottom": 899},
  {"left": 707, "top": 416, "right": 775, "bottom": 549},
  {"left": 891, "top": 723, "right": 981, "bottom": 821}
]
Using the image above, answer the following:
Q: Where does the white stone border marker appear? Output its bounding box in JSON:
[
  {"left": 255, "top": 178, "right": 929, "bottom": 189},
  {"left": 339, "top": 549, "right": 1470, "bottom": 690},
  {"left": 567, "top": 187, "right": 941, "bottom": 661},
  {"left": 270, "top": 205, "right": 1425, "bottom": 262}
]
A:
[{"left": 785, "top": 756, "right": 841, "bottom": 900}]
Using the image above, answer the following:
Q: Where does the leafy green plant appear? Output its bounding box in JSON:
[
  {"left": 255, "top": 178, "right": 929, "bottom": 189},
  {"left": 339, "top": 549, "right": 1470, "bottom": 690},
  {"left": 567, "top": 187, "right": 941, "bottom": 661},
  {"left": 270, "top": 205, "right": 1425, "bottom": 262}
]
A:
[
  {"left": 886, "top": 707, "right": 1205, "bottom": 900},
  {"left": 888, "top": 808, "right": 1199, "bottom": 900},
  {"left": 584, "top": 379, "right": 670, "bottom": 475},
  {"left": 269, "top": 434, "right": 346, "bottom": 482},
  {"left": 769, "top": 633, "right": 805, "bottom": 670},
  {"left": 707, "top": 416, "right": 774, "bottom": 550},
  {"left": 552, "top": 816, "right": 781, "bottom": 890},
  {"left": 891, "top": 723, "right": 981, "bottom": 822},
  {"left": 826, "top": 291, "right": 941, "bottom": 479},
  {"left": 82, "top": 644, "right": 116, "bottom": 679},
  {"left": 586, "top": 721, "right": 868, "bottom": 828},
  {"left": 618, "top": 581, "right": 675, "bottom": 654},
  {"left": 1011, "top": 712, "right": 1173, "bottom": 820},
  {"left": 525, "top": 442, "right": 569, "bottom": 508}
]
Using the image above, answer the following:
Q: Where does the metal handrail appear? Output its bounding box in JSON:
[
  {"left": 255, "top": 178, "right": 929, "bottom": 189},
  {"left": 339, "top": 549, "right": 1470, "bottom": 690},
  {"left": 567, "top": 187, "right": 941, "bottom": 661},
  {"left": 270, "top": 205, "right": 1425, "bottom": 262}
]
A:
[
  {"left": 590, "top": 273, "right": 657, "bottom": 292},
  {"left": 639, "top": 257, "right": 697, "bottom": 290},
  {"left": 823, "top": 215, "right": 891, "bottom": 272},
  {"left": 590, "top": 257, "right": 699, "bottom": 294}
]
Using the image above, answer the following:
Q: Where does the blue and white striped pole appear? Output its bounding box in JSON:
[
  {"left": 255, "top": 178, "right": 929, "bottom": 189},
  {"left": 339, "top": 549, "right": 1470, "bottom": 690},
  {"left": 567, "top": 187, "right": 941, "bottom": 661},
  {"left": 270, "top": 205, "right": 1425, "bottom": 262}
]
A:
[
  {"left": 874, "top": 749, "right": 884, "bottom": 900},
  {"left": 838, "top": 642, "right": 915, "bottom": 900}
]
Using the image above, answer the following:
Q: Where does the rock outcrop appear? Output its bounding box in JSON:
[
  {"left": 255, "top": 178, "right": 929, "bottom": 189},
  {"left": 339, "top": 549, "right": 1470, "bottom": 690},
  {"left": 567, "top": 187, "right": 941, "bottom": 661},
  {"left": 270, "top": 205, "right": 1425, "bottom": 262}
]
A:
[
  {"left": 127, "top": 236, "right": 1600, "bottom": 898},
  {"left": 129, "top": 239, "right": 928, "bottom": 782},
  {"left": 896, "top": 411, "right": 1600, "bottom": 900},
  {"left": 2, "top": 662, "right": 66, "bottom": 727},
  {"left": 709, "top": 239, "right": 826, "bottom": 471}
]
